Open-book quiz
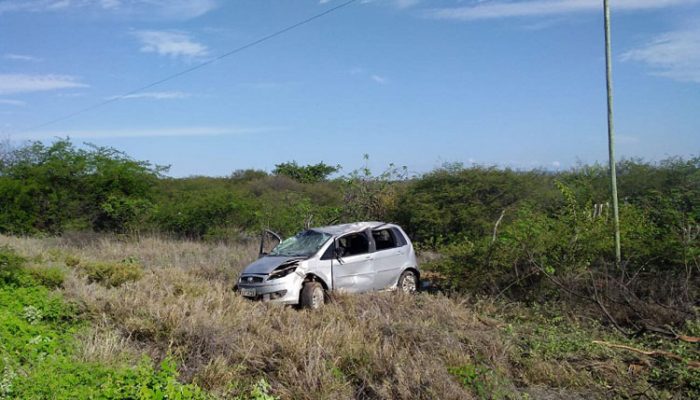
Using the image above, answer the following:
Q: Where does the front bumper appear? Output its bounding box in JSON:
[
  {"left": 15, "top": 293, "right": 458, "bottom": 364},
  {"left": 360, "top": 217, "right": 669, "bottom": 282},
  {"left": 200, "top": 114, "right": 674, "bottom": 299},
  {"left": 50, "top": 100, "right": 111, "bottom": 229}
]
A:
[{"left": 236, "top": 272, "right": 302, "bottom": 305}]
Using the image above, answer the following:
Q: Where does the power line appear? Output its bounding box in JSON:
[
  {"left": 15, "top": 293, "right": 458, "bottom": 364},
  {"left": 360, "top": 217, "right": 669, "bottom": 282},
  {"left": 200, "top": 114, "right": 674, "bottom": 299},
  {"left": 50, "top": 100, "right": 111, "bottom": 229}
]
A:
[{"left": 19, "top": 0, "right": 358, "bottom": 133}]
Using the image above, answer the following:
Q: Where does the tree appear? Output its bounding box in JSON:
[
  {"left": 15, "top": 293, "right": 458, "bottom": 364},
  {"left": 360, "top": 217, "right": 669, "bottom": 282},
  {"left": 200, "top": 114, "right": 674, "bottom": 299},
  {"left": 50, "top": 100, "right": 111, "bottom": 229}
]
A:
[
  {"left": 0, "top": 138, "right": 165, "bottom": 234},
  {"left": 273, "top": 161, "right": 340, "bottom": 184}
]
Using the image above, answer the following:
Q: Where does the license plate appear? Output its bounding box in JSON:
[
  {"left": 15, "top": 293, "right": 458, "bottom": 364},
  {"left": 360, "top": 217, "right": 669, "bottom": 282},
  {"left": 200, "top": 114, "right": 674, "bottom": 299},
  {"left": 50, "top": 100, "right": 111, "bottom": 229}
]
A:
[{"left": 240, "top": 288, "right": 256, "bottom": 298}]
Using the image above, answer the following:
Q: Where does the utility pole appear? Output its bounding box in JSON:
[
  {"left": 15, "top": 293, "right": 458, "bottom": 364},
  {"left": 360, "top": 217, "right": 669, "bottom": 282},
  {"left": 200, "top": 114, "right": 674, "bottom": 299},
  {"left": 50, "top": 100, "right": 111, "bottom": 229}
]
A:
[{"left": 604, "top": 0, "right": 621, "bottom": 265}]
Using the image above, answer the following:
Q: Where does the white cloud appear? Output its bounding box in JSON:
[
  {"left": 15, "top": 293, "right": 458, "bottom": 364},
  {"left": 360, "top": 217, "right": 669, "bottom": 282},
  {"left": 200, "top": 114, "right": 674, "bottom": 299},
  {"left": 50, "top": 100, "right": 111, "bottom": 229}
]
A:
[
  {"left": 427, "top": 0, "right": 697, "bottom": 21},
  {"left": 0, "top": 0, "right": 218, "bottom": 20},
  {"left": 11, "top": 126, "right": 275, "bottom": 140},
  {"left": 621, "top": 26, "right": 700, "bottom": 83},
  {"left": 552, "top": 161, "right": 561, "bottom": 168},
  {"left": 145, "top": 0, "right": 218, "bottom": 20},
  {"left": 327, "top": 0, "right": 420, "bottom": 9},
  {"left": 3, "top": 53, "right": 42, "bottom": 62},
  {"left": 99, "top": 0, "right": 122, "bottom": 10},
  {"left": 56, "top": 92, "right": 86, "bottom": 98},
  {"left": 134, "top": 30, "right": 208, "bottom": 58},
  {"left": 0, "top": 74, "right": 88, "bottom": 95},
  {"left": 106, "top": 91, "right": 191, "bottom": 100},
  {"left": 371, "top": 74, "right": 388, "bottom": 84},
  {"left": 350, "top": 68, "right": 389, "bottom": 84},
  {"left": 0, "top": 99, "right": 27, "bottom": 106}
]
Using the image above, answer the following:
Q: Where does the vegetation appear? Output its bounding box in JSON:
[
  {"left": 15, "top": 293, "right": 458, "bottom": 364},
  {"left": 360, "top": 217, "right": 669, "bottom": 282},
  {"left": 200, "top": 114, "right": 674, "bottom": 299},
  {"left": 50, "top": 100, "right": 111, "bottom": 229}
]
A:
[
  {"left": 0, "top": 138, "right": 698, "bottom": 398},
  {"left": 0, "top": 139, "right": 163, "bottom": 235},
  {"left": 0, "top": 246, "right": 211, "bottom": 399},
  {"left": 272, "top": 161, "right": 340, "bottom": 184}
]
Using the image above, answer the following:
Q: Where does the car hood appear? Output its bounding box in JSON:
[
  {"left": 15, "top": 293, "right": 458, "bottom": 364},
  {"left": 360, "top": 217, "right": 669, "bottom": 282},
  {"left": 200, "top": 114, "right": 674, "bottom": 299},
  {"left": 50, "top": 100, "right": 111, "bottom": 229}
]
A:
[{"left": 241, "top": 256, "right": 304, "bottom": 275}]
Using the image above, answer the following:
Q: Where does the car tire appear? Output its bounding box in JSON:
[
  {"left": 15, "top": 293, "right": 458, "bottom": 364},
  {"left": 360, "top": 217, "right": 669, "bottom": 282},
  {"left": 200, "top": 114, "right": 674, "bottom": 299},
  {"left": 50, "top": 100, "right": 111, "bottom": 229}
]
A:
[
  {"left": 300, "top": 281, "right": 325, "bottom": 310},
  {"left": 398, "top": 270, "right": 418, "bottom": 294}
]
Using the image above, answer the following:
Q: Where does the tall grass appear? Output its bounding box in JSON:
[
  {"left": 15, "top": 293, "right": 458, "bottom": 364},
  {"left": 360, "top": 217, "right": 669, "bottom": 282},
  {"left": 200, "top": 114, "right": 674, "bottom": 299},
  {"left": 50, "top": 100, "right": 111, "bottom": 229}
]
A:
[{"left": 3, "top": 233, "right": 693, "bottom": 399}]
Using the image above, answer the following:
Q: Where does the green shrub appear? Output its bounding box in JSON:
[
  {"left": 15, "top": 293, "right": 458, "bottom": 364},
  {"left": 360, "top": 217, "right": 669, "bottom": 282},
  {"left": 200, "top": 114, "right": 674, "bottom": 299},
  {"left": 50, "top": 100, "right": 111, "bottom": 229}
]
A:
[
  {"left": 1, "top": 269, "right": 208, "bottom": 399},
  {"left": 98, "top": 356, "right": 211, "bottom": 400},
  {"left": 273, "top": 161, "right": 339, "bottom": 184},
  {"left": 0, "top": 139, "right": 164, "bottom": 234},
  {"left": 154, "top": 188, "right": 256, "bottom": 239},
  {"left": 65, "top": 254, "right": 81, "bottom": 267},
  {"left": 27, "top": 265, "right": 66, "bottom": 288},
  {"left": 80, "top": 260, "right": 143, "bottom": 287},
  {"left": 0, "top": 246, "right": 30, "bottom": 287},
  {"left": 448, "top": 363, "right": 496, "bottom": 399}
]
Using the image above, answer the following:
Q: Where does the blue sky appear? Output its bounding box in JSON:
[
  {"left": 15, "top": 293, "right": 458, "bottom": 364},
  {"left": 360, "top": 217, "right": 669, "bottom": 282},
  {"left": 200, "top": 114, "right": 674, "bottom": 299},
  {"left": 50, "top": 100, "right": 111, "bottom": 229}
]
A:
[{"left": 1, "top": 0, "right": 698, "bottom": 177}]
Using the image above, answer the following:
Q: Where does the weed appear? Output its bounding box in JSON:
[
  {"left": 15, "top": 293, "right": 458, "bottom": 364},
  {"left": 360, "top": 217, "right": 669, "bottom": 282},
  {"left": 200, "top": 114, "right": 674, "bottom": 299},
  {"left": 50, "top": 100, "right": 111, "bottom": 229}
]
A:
[
  {"left": 22, "top": 305, "right": 43, "bottom": 325},
  {"left": 448, "top": 363, "right": 492, "bottom": 398},
  {"left": 233, "top": 379, "right": 279, "bottom": 400},
  {"left": 0, "top": 361, "right": 16, "bottom": 400},
  {"left": 79, "top": 260, "right": 143, "bottom": 287},
  {"left": 0, "top": 246, "right": 28, "bottom": 286},
  {"left": 65, "top": 254, "right": 81, "bottom": 267},
  {"left": 0, "top": 245, "right": 208, "bottom": 399},
  {"left": 27, "top": 264, "right": 66, "bottom": 288}
]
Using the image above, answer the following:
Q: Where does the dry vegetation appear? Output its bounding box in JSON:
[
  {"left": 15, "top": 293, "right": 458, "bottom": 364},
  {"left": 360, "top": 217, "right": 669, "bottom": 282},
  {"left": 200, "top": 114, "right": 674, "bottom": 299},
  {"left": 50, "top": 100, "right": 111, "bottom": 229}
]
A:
[{"left": 1, "top": 233, "right": 693, "bottom": 399}]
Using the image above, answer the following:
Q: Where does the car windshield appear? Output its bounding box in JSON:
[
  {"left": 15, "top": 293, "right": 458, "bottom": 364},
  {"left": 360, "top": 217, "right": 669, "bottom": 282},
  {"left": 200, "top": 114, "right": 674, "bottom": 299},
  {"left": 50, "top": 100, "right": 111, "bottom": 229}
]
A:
[{"left": 268, "top": 230, "right": 332, "bottom": 257}]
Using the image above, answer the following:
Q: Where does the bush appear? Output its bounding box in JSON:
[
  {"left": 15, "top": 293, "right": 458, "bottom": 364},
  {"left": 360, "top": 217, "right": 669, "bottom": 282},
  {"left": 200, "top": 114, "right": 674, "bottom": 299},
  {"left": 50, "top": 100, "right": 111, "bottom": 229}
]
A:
[
  {"left": 80, "top": 260, "right": 144, "bottom": 287},
  {"left": 395, "top": 163, "right": 553, "bottom": 246},
  {"left": 99, "top": 356, "right": 211, "bottom": 400},
  {"left": 272, "top": 161, "right": 339, "bottom": 184},
  {"left": 154, "top": 188, "right": 256, "bottom": 239},
  {"left": 0, "top": 246, "right": 26, "bottom": 286},
  {"left": 0, "top": 139, "right": 164, "bottom": 234},
  {"left": 27, "top": 265, "right": 66, "bottom": 288},
  {"left": 0, "top": 261, "right": 208, "bottom": 400}
]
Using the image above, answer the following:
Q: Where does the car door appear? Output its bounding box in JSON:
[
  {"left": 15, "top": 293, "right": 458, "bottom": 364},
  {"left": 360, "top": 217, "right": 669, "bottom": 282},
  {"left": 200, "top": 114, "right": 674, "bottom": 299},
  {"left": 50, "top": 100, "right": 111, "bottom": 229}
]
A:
[
  {"left": 371, "top": 228, "right": 407, "bottom": 289},
  {"left": 258, "top": 229, "right": 281, "bottom": 257},
  {"left": 332, "top": 231, "right": 375, "bottom": 293}
]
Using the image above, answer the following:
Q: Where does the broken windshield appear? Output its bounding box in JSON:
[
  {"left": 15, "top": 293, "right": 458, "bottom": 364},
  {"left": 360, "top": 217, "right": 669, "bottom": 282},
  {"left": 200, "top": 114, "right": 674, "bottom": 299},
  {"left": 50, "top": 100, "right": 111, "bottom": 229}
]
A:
[{"left": 268, "top": 230, "right": 332, "bottom": 257}]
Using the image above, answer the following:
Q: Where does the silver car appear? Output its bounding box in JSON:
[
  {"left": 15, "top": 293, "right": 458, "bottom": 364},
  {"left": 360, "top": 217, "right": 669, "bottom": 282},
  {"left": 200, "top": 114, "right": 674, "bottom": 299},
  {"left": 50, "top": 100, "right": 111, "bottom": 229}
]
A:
[{"left": 236, "top": 221, "right": 419, "bottom": 309}]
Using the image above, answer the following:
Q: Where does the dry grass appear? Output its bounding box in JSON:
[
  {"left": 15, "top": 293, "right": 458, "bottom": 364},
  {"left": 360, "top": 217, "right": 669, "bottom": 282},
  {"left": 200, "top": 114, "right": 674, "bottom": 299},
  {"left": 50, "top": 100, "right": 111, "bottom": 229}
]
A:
[
  {"left": 63, "top": 272, "right": 505, "bottom": 399},
  {"left": 1, "top": 233, "right": 630, "bottom": 399}
]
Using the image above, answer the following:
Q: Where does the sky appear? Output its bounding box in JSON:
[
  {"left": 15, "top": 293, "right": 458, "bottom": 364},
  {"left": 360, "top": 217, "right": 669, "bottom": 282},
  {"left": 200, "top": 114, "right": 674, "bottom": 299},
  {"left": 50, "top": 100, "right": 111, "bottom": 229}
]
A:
[{"left": 0, "top": 0, "right": 699, "bottom": 177}]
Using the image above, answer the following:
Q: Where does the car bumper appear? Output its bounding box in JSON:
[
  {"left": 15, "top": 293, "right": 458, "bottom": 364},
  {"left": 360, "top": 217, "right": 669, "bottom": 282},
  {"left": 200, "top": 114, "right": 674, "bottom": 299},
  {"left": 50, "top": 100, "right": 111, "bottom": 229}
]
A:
[{"left": 237, "top": 273, "right": 302, "bottom": 305}]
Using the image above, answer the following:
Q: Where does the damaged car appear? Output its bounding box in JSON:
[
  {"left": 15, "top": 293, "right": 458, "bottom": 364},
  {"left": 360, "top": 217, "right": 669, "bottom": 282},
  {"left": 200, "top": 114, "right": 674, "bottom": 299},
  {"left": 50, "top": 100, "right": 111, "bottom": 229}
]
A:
[{"left": 236, "top": 221, "right": 419, "bottom": 309}]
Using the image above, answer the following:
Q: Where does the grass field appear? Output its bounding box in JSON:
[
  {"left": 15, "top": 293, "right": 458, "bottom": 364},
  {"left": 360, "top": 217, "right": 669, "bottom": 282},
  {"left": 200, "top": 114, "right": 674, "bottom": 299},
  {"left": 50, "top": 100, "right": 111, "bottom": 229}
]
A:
[{"left": 1, "top": 234, "right": 698, "bottom": 399}]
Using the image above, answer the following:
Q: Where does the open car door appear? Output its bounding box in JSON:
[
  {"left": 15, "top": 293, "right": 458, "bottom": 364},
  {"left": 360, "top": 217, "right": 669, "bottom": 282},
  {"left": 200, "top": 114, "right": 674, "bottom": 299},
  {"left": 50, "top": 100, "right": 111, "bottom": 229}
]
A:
[{"left": 258, "top": 229, "right": 281, "bottom": 257}]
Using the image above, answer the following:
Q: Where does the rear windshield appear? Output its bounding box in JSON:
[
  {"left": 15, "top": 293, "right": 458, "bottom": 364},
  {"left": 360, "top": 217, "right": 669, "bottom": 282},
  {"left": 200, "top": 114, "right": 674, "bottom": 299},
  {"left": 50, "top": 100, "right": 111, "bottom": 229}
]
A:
[{"left": 269, "top": 230, "right": 332, "bottom": 258}]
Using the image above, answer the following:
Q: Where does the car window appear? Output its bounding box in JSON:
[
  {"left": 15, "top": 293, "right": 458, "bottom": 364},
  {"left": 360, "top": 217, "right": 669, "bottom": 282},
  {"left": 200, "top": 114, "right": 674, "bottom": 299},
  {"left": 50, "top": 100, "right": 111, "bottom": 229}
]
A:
[
  {"left": 337, "top": 232, "right": 369, "bottom": 256},
  {"left": 372, "top": 229, "right": 397, "bottom": 251},
  {"left": 268, "top": 230, "right": 332, "bottom": 257},
  {"left": 320, "top": 242, "right": 335, "bottom": 260},
  {"left": 391, "top": 228, "right": 408, "bottom": 247}
]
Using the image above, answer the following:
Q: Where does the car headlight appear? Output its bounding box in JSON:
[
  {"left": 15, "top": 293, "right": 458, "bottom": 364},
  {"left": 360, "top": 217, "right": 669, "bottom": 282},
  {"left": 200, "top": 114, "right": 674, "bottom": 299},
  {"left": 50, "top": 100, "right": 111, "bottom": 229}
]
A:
[{"left": 268, "top": 262, "right": 298, "bottom": 280}]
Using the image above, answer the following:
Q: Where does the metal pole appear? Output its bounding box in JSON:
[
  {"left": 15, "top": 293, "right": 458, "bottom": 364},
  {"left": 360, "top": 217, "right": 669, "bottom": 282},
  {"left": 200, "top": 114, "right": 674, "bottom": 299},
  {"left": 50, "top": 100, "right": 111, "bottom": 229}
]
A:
[{"left": 604, "top": 0, "right": 621, "bottom": 264}]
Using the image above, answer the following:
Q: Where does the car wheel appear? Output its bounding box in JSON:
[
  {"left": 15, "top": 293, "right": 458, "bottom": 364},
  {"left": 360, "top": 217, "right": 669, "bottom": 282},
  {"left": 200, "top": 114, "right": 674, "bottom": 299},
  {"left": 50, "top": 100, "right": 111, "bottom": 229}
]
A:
[
  {"left": 398, "top": 270, "right": 418, "bottom": 293},
  {"left": 300, "top": 281, "right": 325, "bottom": 310}
]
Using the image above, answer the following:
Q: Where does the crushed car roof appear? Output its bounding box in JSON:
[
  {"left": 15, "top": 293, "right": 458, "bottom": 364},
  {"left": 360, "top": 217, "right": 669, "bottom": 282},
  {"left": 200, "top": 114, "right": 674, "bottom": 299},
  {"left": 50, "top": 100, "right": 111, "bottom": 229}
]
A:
[{"left": 311, "top": 221, "right": 387, "bottom": 235}]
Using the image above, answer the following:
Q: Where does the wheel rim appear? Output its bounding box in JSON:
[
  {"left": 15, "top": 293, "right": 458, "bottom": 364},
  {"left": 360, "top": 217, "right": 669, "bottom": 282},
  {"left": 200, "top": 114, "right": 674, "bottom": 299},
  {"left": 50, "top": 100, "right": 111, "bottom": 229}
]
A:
[
  {"left": 401, "top": 273, "right": 416, "bottom": 293},
  {"left": 311, "top": 286, "right": 324, "bottom": 309}
]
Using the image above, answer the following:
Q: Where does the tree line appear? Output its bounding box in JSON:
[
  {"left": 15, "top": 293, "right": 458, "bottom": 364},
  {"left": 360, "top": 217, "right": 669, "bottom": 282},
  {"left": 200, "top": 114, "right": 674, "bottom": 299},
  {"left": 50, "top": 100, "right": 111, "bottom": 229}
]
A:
[{"left": 1, "top": 139, "right": 698, "bottom": 328}]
